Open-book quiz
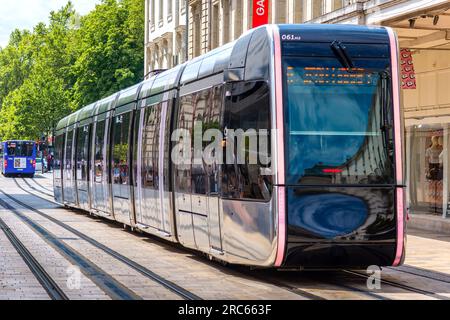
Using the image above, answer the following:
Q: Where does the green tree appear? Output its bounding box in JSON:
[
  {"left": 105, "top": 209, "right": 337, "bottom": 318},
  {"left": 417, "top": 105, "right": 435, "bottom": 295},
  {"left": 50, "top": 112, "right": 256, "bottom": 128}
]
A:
[
  {"left": 70, "top": 0, "right": 144, "bottom": 108},
  {"left": 0, "top": 0, "right": 144, "bottom": 141}
]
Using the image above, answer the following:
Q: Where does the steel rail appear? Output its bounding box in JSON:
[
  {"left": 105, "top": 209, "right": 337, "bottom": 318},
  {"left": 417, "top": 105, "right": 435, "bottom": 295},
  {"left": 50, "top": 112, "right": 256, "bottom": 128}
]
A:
[
  {"left": 342, "top": 269, "right": 450, "bottom": 300},
  {"left": 6, "top": 181, "right": 202, "bottom": 300},
  {"left": 20, "top": 177, "right": 54, "bottom": 198},
  {"left": 0, "top": 195, "right": 141, "bottom": 300},
  {"left": 0, "top": 211, "right": 69, "bottom": 300},
  {"left": 31, "top": 176, "right": 54, "bottom": 192}
]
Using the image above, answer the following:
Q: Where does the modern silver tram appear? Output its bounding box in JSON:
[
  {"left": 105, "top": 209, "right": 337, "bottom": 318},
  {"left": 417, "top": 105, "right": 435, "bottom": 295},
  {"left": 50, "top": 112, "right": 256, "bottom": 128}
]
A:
[{"left": 54, "top": 24, "right": 406, "bottom": 268}]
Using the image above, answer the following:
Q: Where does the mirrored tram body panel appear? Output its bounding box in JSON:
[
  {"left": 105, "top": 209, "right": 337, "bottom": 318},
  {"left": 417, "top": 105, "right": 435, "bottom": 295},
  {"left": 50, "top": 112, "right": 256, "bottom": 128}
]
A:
[
  {"left": 75, "top": 104, "right": 96, "bottom": 212},
  {"left": 53, "top": 120, "right": 67, "bottom": 204},
  {"left": 133, "top": 71, "right": 179, "bottom": 241},
  {"left": 76, "top": 122, "right": 91, "bottom": 211},
  {"left": 63, "top": 123, "right": 78, "bottom": 206},
  {"left": 53, "top": 24, "right": 405, "bottom": 269},
  {"left": 90, "top": 113, "right": 112, "bottom": 217}
]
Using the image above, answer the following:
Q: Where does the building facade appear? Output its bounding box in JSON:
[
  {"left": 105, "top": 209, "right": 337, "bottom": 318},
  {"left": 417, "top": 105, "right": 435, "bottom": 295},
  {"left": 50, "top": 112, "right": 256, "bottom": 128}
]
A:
[{"left": 145, "top": 0, "right": 450, "bottom": 219}]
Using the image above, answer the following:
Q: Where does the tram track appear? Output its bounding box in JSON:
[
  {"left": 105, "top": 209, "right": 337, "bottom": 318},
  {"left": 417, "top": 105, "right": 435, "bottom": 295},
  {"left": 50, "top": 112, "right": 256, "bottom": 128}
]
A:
[
  {"left": 31, "top": 176, "right": 53, "bottom": 193},
  {"left": 13, "top": 177, "right": 61, "bottom": 206},
  {"left": 0, "top": 214, "right": 68, "bottom": 300},
  {"left": 14, "top": 176, "right": 450, "bottom": 300},
  {"left": 20, "top": 177, "right": 54, "bottom": 198},
  {"left": 342, "top": 269, "right": 450, "bottom": 300},
  {"left": 15, "top": 177, "right": 331, "bottom": 300},
  {"left": 0, "top": 196, "right": 140, "bottom": 300},
  {"left": 309, "top": 273, "right": 391, "bottom": 300},
  {"left": 239, "top": 269, "right": 388, "bottom": 300},
  {"left": 3, "top": 182, "right": 202, "bottom": 300},
  {"left": 385, "top": 265, "right": 450, "bottom": 285}
]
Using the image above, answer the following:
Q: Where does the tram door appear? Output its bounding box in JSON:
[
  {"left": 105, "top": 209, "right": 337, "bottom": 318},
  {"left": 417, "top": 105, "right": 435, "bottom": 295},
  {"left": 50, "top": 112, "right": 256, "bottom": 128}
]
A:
[
  {"left": 90, "top": 114, "right": 112, "bottom": 217},
  {"left": 135, "top": 97, "right": 171, "bottom": 235},
  {"left": 110, "top": 108, "right": 133, "bottom": 225},
  {"left": 63, "top": 128, "right": 77, "bottom": 205},
  {"left": 206, "top": 85, "right": 224, "bottom": 251},
  {"left": 75, "top": 124, "right": 91, "bottom": 211}
]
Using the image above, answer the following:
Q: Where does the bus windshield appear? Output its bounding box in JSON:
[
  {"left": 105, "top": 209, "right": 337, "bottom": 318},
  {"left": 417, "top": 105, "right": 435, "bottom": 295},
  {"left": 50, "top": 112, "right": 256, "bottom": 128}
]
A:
[
  {"left": 283, "top": 57, "right": 394, "bottom": 185},
  {"left": 6, "top": 141, "right": 35, "bottom": 157}
]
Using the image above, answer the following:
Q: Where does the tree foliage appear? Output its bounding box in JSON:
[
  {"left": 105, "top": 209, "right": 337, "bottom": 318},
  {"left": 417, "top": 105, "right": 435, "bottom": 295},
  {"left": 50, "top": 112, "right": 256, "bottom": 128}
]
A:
[{"left": 0, "top": 0, "right": 144, "bottom": 140}]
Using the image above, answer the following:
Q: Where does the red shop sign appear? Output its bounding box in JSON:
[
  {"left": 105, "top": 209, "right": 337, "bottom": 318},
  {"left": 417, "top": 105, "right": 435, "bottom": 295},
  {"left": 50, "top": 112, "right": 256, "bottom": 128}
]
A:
[
  {"left": 252, "top": 0, "right": 269, "bottom": 28},
  {"left": 400, "top": 49, "right": 416, "bottom": 89}
]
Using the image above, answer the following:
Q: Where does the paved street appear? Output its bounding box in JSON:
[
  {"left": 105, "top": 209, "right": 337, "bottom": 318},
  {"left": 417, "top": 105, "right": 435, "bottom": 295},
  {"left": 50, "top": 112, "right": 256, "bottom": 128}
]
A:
[{"left": 0, "top": 173, "right": 450, "bottom": 300}]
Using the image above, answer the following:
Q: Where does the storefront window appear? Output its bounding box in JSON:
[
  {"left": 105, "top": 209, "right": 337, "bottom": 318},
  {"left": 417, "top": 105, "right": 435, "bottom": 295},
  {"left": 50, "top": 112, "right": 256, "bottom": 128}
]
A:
[{"left": 407, "top": 121, "right": 450, "bottom": 218}]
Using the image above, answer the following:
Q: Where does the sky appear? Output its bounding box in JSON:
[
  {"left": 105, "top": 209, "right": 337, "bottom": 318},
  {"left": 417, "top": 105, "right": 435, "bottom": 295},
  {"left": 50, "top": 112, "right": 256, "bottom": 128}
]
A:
[{"left": 0, "top": 0, "right": 101, "bottom": 48}]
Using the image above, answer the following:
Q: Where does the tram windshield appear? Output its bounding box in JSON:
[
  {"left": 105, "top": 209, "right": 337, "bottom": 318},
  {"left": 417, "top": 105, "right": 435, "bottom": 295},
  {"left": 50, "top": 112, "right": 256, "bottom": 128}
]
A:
[
  {"left": 283, "top": 55, "right": 395, "bottom": 185},
  {"left": 6, "top": 141, "right": 35, "bottom": 157}
]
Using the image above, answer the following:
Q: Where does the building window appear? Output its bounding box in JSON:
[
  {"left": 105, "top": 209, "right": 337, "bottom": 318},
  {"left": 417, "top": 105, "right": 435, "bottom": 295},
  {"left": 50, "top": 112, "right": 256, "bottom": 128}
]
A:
[
  {"left": 192, "top": 3, "right": 202, "bottom": 57},
  {"left": 150, "top": 0, "right": 155, "bottom": 28},
  {"left": 168, "top": 0, "right": 172, "bottom": 20},
  {"left": 233, "top": 0, "right": 243, "bottom": 39},
  {"left": 222, "top": 0, "right": 230, "bottom": 44},
  {"left": 312, "top": 0, "right": 324, "bottom": 19},
  {"left": 275, "top": 0, "right": 288, "bottom": 23},
  {"left": 247, "top": 0, "right": 253, "bottom": 29},
  {"left": 293, "top": 0, "right": 304, "bottom": 23},
  {"left": 333, "top": 0, "right": 343, "bottom": 11},
  {"left": 159, "top": 0, "right": 163, "bottom": 24},
  {"left": 212, "top": 2, "right": 220, "bottom": 49}
]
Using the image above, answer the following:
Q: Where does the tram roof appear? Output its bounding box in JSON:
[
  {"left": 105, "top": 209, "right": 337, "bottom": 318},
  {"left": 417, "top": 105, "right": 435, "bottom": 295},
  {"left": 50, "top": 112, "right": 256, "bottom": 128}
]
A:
[
  {"left": 77, "top": 103, "right": 97, "bottom": 122},
  {"left": 117, "top": 82, "right": 142, "bottom": 106},
  {"left": 56, "top": 115, "right": 70, "bottom": 131}
]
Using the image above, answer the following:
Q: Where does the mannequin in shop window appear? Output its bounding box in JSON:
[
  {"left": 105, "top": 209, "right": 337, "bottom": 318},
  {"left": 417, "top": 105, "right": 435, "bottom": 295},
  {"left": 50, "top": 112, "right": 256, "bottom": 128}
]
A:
[{"left": 425, "top": 135, "right": 443, "bottom": 213}]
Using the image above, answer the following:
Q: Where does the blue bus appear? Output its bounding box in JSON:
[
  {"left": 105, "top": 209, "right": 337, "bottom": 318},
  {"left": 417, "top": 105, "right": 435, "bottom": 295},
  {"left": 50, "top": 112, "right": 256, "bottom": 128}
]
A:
[{"left": 0, "top": 140, "right": 37, "bottom": 177}]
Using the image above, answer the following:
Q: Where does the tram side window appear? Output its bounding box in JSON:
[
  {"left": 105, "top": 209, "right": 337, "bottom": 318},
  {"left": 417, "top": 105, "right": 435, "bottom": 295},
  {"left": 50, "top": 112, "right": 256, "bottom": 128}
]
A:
[
  {"left": 94, "top": 120, "right": 106, "bottom": 183},
  {"left": 221, "top": 81, "right": 272, "bottom": 201},
  {"left": 205, "top": 86, "right": 223, "bottom": 194},
  {"left": 162, "top": 100, "right": 173, "bottom": 192},
  {"left": 191, "top": 89, "right": 210, "bottom": 195},
  {"left": 132, "top": 110, "right": 141, "bottom": 188},
  {"left": 65, "top": 130, "right": 74, "bottom": 170},
  {"left": 142, "top": 103, "right": 162, "bottom": 190},
  {"left": 175, "top": 94, "right": 194, "bottom": 194},
  {"left": 111, "top": 112, "right": 131, "bottom": 198},
  {"left": 54, "top": 134, "right": 64, "bottom": 171},
  {"left": 76, "top": 125, "right": 90, "bottom": 183}
]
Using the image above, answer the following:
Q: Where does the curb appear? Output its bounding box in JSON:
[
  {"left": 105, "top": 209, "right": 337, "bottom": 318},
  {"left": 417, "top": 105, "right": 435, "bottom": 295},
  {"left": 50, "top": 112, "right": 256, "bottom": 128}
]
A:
[{"left": 408, "top": 214, "right": 450, "bottom": 235}]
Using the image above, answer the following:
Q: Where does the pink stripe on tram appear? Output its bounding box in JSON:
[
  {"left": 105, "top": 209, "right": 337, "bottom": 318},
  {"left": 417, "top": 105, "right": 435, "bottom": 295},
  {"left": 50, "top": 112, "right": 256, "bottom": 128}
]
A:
[
  {"left": 394, "top": 188, "right": 405, "bottom": 266},
  {"left": 386, "top": 27, "right": 405, "bottom": 266},
  {"left": 273, "top": 26, "right": 286, "bottom": 267}
]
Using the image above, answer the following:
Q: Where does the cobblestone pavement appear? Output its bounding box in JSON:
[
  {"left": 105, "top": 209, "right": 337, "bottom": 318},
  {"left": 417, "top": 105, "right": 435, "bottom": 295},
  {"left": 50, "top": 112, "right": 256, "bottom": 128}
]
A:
[{"left": 0, "top": 173, "right": 449, "bottom": 300}]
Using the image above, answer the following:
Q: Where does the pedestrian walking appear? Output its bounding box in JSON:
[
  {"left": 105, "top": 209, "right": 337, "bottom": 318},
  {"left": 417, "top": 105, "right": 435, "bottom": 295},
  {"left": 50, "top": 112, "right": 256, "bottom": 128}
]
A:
[{"left": 47, "top": 153, "right": 52, "bottom": 172}]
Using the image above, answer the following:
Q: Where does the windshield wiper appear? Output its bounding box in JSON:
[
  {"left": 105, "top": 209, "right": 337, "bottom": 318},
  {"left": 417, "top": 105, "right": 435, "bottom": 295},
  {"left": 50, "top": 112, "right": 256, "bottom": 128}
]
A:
[
  {"left": 380, "top": 72, "right": 391, "bottom": 132},
  {"left": 379, "top": 71, "right": 394, "bottom": 161},
  {"left": 330, "top": 41, "right": 354, "bottom": 70}
]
